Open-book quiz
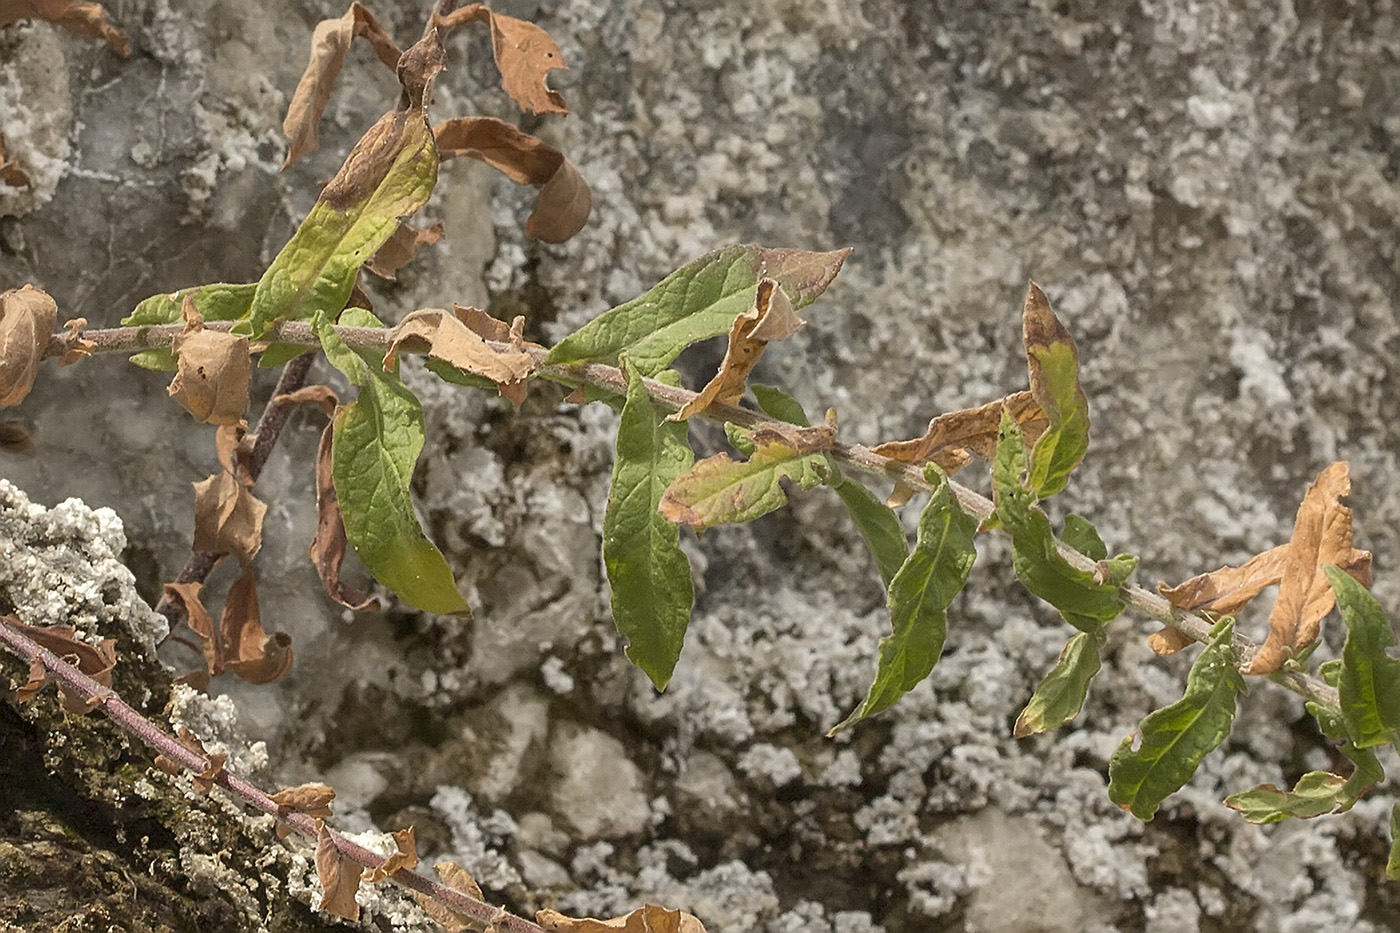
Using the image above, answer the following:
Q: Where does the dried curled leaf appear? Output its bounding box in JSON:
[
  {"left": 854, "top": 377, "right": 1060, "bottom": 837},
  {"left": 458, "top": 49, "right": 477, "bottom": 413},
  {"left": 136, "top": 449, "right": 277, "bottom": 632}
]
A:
[
  {"left": 0, "top": 0, "right": 130, "bottom": 54},
  {"left": 384, "top": 307, "right": 534, "bottom": 398},
  {"left": 411, "top": 860, "right": 486, "bottom": 932},
  {"left": 0, "top": 285, "right": 57, "bottom": 408},
  {"left": 435, "top": 116, "right": 590, "bottom": 242},
  {"left": 168, "top": 298, "right": 252, "bottom": 425},
  {"left": 433, "top": 4, "right": 569, "bottom": 114},
  {"left": 155, "top": 726, "right": 227, "bottom": 794},
  {"left": 271, "top": 782, "right": 336, "bottom": 819},
  {"left": 162, "top": 582, "right": 220, "bottom": 677},
  {"left": 282, "top": 2, "right": 402, "bottom": 169},
  {"left": 872, "top": 391, "right": 1046, "bottom": 474},
  {"left": 2, "top": 616, "right": 115, "bottom": 712},
  {"left": 192, "top": 471, "right": 267, "bottom": 563},
  {"left": 58, "top": 318, "right": 95, "bottom": 365},
  {"left": 220, "top": 568, "right": 294, "bottom": 685},
  {"left": 366, "top": 220, "right": 444, "bottom": 280},
  {"left": 1159, "top": 544, "right": 1291, "bottom": 615},
  {"left": 305, "top": 408, "right": 379, "bottom": 612},
  {"left": 1243, "top": 461, "right": 1371, "bottom": 675},
  {"left": 537, "top": 904, "right": 707, "bottom": 933},
  {"left": 670, "top": 278, "right": 802, "bottom": 421},
  {"left": 364, "top": 827, "right": 418, "bottom": 883},
  {"left": 315, "top": 819, "right": 363, "bottom": 921}
]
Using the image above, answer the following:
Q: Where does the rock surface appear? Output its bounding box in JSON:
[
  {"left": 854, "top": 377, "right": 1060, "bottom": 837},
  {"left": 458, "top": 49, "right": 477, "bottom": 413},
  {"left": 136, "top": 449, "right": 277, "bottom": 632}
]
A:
[{"left": 3, "top": 1, "right": 1400, "bottom": 931}]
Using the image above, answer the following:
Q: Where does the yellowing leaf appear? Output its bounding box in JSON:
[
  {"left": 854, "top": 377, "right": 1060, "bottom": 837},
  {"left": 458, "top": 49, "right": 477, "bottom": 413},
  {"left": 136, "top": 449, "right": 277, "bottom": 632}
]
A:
[
  {"left": 281, "top": 2, "right": 402, "bottom": 169},
  {"left": 168, "top": 298, "right": 251, "bottom": 425},
  {"left": 366, "top": 220, "right": 444, "bottom": 280},
  {"left": 0, "top": 285, "right": 56, "bottom": 408},
  {"left": 0, "top": 0, "right": 129, "bottom": 54},
  {"left": 433, "top": 4, "right": 569, "bottom": 114},
  {"left": 659, "top": 439, "right": 830, "bottom": 531},
  {"left": 314, "top": 819, "right": 362, "bottom": 921},
  {"left": 383, "top": 307, "right": 534, "bottom": 399},
  {"left": 537, "top": 904, "right": 707, "bottom": 933},
  {"left": 1243, "top": 462, "right": 1372, "bottom": 675},
  {"left": 435, "top": 116, "right": 590, "bottom": 242},
  {"left": 670, "top": 278, "right": 802, "bottom": 421}
]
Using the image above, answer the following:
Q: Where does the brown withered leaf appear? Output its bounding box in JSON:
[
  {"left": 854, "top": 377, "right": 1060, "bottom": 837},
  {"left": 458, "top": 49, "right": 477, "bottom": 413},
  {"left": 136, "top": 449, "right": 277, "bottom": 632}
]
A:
[
  {"left": 271, "top": 781, "right": 335, "bottom": 840},
  {"left": 0, "top": 131, "right": 29, "bottom": 187},
  {"left": 454, "top": 304, "right": 512, "bottom": 343},
  {"left": 1244, "top": 461, "right": 1372, "bottom": 675},
  {"left": 671, "top": 278, "right": 802, "bottom": 422},
  {"left": 0, "top": 285, "right": 57, "bottom": 408},
  {"left": 58, "top": 318, "right": 95, "bottom": 365},
  {"left": 364, "top": 827, "right": 418, "bottom": 883},
  {"left": 384, "top": 307, "right": 535, "bottom": 398},
  {"left": 1159, "top": 544, "right": 1291, "bottom": 616},
  {"left": 169, "top": 298, "right": 251, "bottom": 425},
  {"left": 221, "top": 567, "right": 295, "bottom": 685},
  {"left": 433, "top": 3, "right": 569, "bottom": 114},
  {"left": 274, "top": 384, "right": 339, "bottom": 417},
  {"left": 747, "top": 408, "right": 839, "bottom": 455},
  {"left": 159, "top": 726, "right": 226, "bottom": 794},
  {"left": 0, "top": 0, "right": 130, "bottom": 54},
  {"left": 15, "top": 655, "right": 47, "bottom": 702},
  {"left": 3, "top": 617, "right": 116, "bottom": 712},
  {"left": 366, "top": 220, "right": 445, "bottom": 280},
  {"left": 192, "top": 470, "right": 267, "bottom": 564},
  {"left": 309, "top": 421, "right": 378, "bottom": 611},
  {"left": 0, "top": 420, "right": 35, "bottom": 453},
  {"left": 411, "top": 860, "right": 486, "bottom": 932},
  {"left": 872, "top": 391, "right": 1047, "bottom": 473},
  {"left": 281, "top": 2, "right": 402, "bottom": 170},
  {"left": 435, "top": 116, "right": 590, "bottom": 242},
  {"left": 1147, "top": 626, "right": 1196, "bottom": 656},
  {"left": 536, "top": 904, "right": 707, "bottom": 933},
  {"left": 163, "top": 582, "right": 220, "bottom": 676},
  {"left": 315, "top": 819, "right": 363, "bottom": 921}
]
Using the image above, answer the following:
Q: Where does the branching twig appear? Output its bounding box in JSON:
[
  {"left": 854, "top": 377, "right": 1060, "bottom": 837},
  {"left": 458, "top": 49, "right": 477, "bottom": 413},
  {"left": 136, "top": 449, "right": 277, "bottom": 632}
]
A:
[
  {"left": 0, "top": 616, "right": 547, "bottom": 933},
  {"left": 47, "top": 320, "right": 1343, "bottom": 711}
]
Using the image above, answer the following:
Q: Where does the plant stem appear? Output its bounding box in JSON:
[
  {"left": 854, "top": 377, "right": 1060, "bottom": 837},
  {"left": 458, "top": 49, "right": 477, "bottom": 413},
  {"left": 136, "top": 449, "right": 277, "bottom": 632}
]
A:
[
  {"left": 0, "top": 616, "right": 547, "bottom": 933},
  {"left": 49, "top": 320, "right": 1343, "bottom": 711}
]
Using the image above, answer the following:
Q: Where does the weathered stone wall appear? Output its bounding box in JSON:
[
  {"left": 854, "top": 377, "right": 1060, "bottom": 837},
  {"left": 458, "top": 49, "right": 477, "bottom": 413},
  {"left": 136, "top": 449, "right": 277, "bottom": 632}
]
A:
[{"left": 3, "top": 1, "right": 1399, "bottom": 930}]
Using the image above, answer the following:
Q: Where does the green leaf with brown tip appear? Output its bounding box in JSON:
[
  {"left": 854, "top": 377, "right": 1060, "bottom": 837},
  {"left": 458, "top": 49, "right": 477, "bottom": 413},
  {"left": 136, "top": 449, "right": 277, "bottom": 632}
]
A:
[
  {"left": 1108, "top": 618, "right": 1243, "bottom": 820},
  {"left": 1329, "top": 565, "right": 1400, "bottom": 748},
  {"left": 545, "top": 245, "right": 850, "bottom": 377},
  {"left": 604, "top": 363, "right": 695, "bottom": 690},
  {"left": 830, "top": 467, "right": 978, "bottom": 734},
  {"left": 1014, "top": 628, "right": 1106, "bottom": 738},
  {"left": 1022, "top": 283, "right": 1089, "bottom": 498},
  {"left": 1224, "top": 771, "right": 1350, "bottom": 824}
]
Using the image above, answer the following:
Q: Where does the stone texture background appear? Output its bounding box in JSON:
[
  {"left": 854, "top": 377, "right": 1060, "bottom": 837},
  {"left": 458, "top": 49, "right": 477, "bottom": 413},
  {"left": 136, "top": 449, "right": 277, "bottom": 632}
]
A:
[{"left": 3, "top": 0, "right": 1400, "bottom": 930}]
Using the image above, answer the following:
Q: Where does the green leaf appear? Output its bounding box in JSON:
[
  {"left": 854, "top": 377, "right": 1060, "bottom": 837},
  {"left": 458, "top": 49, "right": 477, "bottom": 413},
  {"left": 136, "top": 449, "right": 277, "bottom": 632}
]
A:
[
  {"left": 123, "top": 283, "right": 258, "bottom": 371},
  {"left": 751, "top": 383, "right": 811, "bottom": 425},
  {"left": 992, "top": 413, "right": 1132, "bottom": 632},
  {"left": 830, "top": 467, "right": 978, "bottom": 734},
  {"left": 243, "top": 103, "right": 438, "bottom": 337},
  {"left": 1329, "top": 565, "right": 1400, "bottom": 748},
  {"left": 1306, "top": 699, "right": 1384, "bottom": 810},
  {"left": 1224, "top": 771, "right": 1349, "bottom": 824},
  {"left": 1014, "top": 628, "right": 1107, "bottom": 737},
  {"left": 1108, "top": 618, "right": 1244, "bottom": 820},
  {"left": 724, "top": 422, "right": 756, "bottom": 457},
  {"left": 1061, "top": 514, "right": 1107, "bottom": 561},
  {"left": 604, "top": 364, "right": 696, "bottom": 690},
  {"left": 659, "top": 440, "right": 831, "bottom": 530},
  {"left": 545, "top": 245, "right": 850, "bottom": 377},
  {"left": 1023, "top": 284, "right": 1090, "bottom": 498},
  {"left": 1389, "top": 804, "right": 1400, "bottom": 881},
  {"left": 314, "top": 311, "right": 468, "bottom": 616}
]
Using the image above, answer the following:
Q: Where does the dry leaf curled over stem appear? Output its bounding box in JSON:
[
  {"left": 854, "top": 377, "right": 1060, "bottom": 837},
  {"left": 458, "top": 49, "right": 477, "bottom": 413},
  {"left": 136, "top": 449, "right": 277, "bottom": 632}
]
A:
[
  {"left": 282, "top": 2, "right": 402, "bottom": 169},
  {"left": 432, "top": 3, "right": 569, "bottom": 114},
  {"left": 537, "top": 904, "right": 707, "bottom": 932},
  {"left": 0, "top": 285, "right": 57, "bottom": 408},
  {"left": 367, "top": 220, "right": 445, "bottom": 280},
  {"left": 384, "top": 307, "right": 535, "bottom": 400},
  {"left": 435, "top": 116, "right": 590, "bottom": 242},
  {"left": 412, "top": 861, "right": 485, "bottom": 932},
  {"left": 0, "top": 0, "right": 130, "bottom": 54},
  {"left": 3, "top": 617, "right": 115, "bottom": 712},
  {"left": 168, "top": 297, "right": 251, "bottom": 425}
]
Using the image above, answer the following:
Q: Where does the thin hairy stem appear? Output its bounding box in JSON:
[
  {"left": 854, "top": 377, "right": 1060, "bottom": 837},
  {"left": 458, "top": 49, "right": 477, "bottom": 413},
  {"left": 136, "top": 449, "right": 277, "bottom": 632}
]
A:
[{"left": 0, "top": 616, "right": 547, "bottom": 933}]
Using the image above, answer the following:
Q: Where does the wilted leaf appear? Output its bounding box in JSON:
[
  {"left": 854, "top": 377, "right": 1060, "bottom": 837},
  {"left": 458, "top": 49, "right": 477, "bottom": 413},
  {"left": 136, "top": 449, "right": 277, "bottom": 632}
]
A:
[
  {"left": 546, "top": 245, "right": 850, "bottom": 377},
  {"left": 315, "top": 310, "right": 469, "bottom": 615},
  {"left": 364, "top": 826, "right": 418, "bottom": 883},
  {"left": 1014, "top": 628, "right": 1107, "bottom": 738},
  {"left": 271, "top": 783, "right": 336, "bottom": 820},
  {"left": 536, "top": 904, "right": 707, "bottom": 933},
  {"left": 435, "top": 116, "right": 589, "bottom": 242},
  {"left": 1224, "top": 771, "right": 1350, "bottom": 824},
  {"left": 162, "top": 582, "right": 220, "bottom": 676},
  {"left": 2, "top": 617, "right": 115, "bottom": 712},
  {"left": 159, "top": 726, "right": 226, "bottom": 795},
  {"left": 314, "top": 819, "right": 362, "bottom": 921},
  {"left": 604, "top": 364, "right": 695, "bottom": 690},
  {"left": 1304, "top": 698, "right": 1383, "bottom": 811},
  {"left": 413, "top": 860, "right": 485, "bottom": 932},
  {"left": 308, "top": 419, "right": 378, "bottom": 611},
  {"left": 659, "top": 438, "right": 830, "bottom": 531},
  {"left": 15, "top": 655, "right": 46, "bottom": 702},
  {"left": 872, "top": 391, "right": 1046, "bottom": 479},
  {"left": 168, "top": 298, "right": 251, "bottom": 425},
  {"left": 192, "top": 471, "right": 266, "bottom": 563},
  {"left": 0, "top": 285, "right": 57, "bottom": 408},
  {"left": 670, "top": 279, "right": 802, "bottom": 421},
  {"left": 220, "top": 568, "right": 294, "bottom": 685},
  {"left": 1022, "top": 283, "right": 1089, "bottom": 498},
  {"left": 366, "top": 220, "right": 444, "bottom": 280},
  {"left": 1158, "top": 544, "right": 1291, "bottom": 615},
  {"left": 830, "top": 467, "right": 978, "bottom": 734},
  {"left": 1147, "top": 627, "right": 1196, "bottom": 656},
  {"left": 282, "top": 2, "right": 401, "bottom": 169},
  {"left": 0, "top": 0, "right": 129, "bottom": 54},
  {"left": 433, "top": 4, "right": 569, "bottom": 114},
  {"left": 1328, "top": 566, "right": 1400, "bottom": 748},
  {"left": 245, "top": 33, "right": 443, "bottom": 338},
  {"left": 57, "top": 318, "right": 94, "bottom": 366},
  {"left": 1244, "top": 462, "right": 1372, "bottom": 675},
  {"left": 1108, "top": 618, "right": 1244, "bottom": 820},
  {"left": 384, "top": 307, "right": 534, "bottom": 399}
]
